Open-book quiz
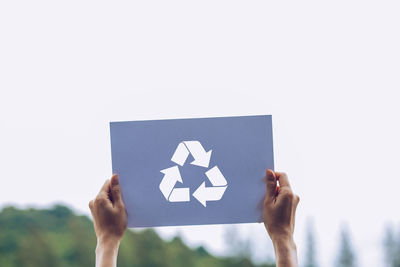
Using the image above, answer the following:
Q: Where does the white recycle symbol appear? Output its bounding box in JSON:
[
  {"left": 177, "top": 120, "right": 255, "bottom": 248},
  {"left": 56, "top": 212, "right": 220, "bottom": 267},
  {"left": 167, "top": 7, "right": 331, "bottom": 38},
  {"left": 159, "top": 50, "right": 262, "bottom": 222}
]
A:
[{"left": 159, "top": 141, "right": 228, "bottom": 207}]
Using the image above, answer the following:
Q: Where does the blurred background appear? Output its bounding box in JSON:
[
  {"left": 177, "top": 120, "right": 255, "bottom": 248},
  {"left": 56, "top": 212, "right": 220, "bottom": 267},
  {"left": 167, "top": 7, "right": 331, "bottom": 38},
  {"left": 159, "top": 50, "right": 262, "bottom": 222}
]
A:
[{"left": 0, "top": 0, "right": 399, "bottom": 266}]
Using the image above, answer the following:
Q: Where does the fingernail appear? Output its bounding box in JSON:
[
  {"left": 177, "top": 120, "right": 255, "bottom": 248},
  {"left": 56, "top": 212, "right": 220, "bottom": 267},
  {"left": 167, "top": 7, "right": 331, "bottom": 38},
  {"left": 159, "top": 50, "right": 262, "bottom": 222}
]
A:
[{"left": 111, "top": 174, "right": 119, "bottom": 185}]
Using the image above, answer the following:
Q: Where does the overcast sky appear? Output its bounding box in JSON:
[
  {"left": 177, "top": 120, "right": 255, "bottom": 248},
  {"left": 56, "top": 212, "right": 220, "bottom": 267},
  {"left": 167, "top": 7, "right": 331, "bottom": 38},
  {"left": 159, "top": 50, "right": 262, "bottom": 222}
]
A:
[{"left": 1, "top": 1, "right": 400, "bottom": 266}]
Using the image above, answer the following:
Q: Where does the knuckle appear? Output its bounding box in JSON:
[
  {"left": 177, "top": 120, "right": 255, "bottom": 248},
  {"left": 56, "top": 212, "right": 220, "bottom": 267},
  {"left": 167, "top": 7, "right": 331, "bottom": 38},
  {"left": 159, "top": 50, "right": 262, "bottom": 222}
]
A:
[
  {"left": 115, "top": 200, "right": 125, "bottom": 211},
  {"left": 88, "top": 200, "right": 94, "bottom": 210},
  {"left": 279, "top": 172, "right": 288, "bottom": 179},
  {"left": 113, "top": 185, "right": 121, "bottom": 194},
  {"left": 120, "top": 203, "right": 126, "bottom": 211},
  {"left": 94, "top": 196, "right": 106, "bottom": 206},
  {"left": 279, "top": 187, "right": 290, "bottom": 194},
  {"left": 281, "top": 189, "right": 294, "bottom": 200}
]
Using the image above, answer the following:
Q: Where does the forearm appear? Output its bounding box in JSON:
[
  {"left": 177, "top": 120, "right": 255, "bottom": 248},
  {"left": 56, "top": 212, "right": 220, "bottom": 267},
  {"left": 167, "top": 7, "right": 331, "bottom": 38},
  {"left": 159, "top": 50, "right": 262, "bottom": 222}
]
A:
[
  {"left": 272, "top": 237, "right": 298, "bottom": 267},
  {"left": 95, "top": 238, "right": 120, "bottom": 267}
]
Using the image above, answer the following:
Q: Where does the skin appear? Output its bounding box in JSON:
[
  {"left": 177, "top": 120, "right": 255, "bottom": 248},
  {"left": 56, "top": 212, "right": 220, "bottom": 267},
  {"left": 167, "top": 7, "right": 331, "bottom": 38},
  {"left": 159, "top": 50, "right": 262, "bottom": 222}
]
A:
[
  {"left": 89, "top": 174, "right": 127, "bottom": 267},
  {"left": 263, "top": 169, "right": 300, "bottom": 267},
  {"left": 89, "top": 170, "right": 299, "bottom": 267}
]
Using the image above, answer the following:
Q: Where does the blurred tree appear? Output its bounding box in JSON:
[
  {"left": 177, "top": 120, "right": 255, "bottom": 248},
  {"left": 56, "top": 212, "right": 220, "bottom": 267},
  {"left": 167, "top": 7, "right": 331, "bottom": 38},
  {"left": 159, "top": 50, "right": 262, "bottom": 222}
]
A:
[
  {"left": 223, "top": 225, "right": 253, "bottom": 267},
  {"left": 65, "top": 216, "right": 96, "bottom": 266},
  {"left": 336, "top": 225, "right": 356, "bottom": 267},
  {"left": 304, "top": 218, "right": 318, "bottom": 267},
  {"left": 224, "top": 226, "right": 252, "bottom": 257},
  {"left": 0, "top": 205, "right": 275, "bottom": 267},
  {"left": 383, "top": 224, "right": 400, "bottom": 267},
  {"left": 16, "top": 227, "right": 60, "bottom": 267},
  {"left": 133, "top": 228, "right": 170, "bottom": 267}
]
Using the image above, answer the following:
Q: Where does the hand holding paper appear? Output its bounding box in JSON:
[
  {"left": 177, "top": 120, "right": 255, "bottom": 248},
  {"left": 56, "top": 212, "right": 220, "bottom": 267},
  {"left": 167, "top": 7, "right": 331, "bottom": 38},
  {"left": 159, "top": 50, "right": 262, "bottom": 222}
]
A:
[
  {"left": 100, "top": 115, "right": 300, "bottom": 266},
  {"left": 89, "top": 175, "right": 127, "bottom": 267},
  {"left": 110, "top": 115, "right": 274, "bottom": 227},
  {"left": 263, "top": 170, "right": 300, "bottom": 267}
]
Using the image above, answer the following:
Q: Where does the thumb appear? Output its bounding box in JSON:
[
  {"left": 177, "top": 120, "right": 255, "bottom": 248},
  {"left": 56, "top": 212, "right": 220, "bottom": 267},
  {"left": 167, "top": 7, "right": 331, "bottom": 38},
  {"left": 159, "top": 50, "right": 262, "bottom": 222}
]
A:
[
  {"left": 265, "top": 169, "right": 277, "bottom": 200},
  {"left": 110, "top": 174, "right": 123, "bottom": 207}
]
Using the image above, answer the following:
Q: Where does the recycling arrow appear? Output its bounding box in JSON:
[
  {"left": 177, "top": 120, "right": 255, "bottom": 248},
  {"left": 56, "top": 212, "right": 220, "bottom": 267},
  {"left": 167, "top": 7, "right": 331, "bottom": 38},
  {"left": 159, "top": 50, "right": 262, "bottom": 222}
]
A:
[
  {"left": 171, "top": 141, "right": 212, "bottom": 168},
  {"left": 192, "top": 182, "right": 227, "bottom": 207},
  {"left": 205, "top": 166, "right": 227, "bottom": 186},
  {"left": 192, "top": 166, "right": 228, "bottom": 207},
  {"left": 159, "top": 140, "right": 228, "bottom": 206},
  {"left": 159, "top": 166, "right": 190, "bottom": 202},
  {"left": 159, "top": 166, "right": 182, "bottom": 199}
]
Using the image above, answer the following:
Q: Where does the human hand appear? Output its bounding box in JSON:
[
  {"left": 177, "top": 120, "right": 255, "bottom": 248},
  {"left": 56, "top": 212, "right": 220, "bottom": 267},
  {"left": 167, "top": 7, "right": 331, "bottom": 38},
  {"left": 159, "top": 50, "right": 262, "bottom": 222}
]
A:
[
  {"left": 263, "top": 170, "right": 299, "bottom": 267},
  {"left": 89, "top": 174, "right": 127, "bottom": 267}
]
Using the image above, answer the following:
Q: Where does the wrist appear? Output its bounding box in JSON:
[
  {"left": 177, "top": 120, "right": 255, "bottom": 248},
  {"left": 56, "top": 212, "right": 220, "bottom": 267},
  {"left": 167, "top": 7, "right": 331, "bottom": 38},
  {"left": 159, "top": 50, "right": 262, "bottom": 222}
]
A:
[
  {"left": 96, "top": 236, "right": 120, "bottom": 258},
  {"left": 272, "top": 236, "right": 298, "bottom": 266},
  {"left": 271, "top": 235, "right": 295, "bottom": 249},
  {"left": 96, "top": 237, "right": 120, "bottom": 267},
  {"left": 96, "top": 236, "right": 121, "bottom": 252}
]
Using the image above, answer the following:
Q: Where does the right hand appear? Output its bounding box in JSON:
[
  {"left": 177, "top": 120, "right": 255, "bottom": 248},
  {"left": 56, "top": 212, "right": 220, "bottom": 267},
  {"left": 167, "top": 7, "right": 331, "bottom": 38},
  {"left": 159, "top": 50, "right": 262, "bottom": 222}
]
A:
[
  {"left": 263, "top": 170, "right": 300, "bottom": 267},
  {"left": 263, "top": 170, "right": 300, "bottom": 243}
]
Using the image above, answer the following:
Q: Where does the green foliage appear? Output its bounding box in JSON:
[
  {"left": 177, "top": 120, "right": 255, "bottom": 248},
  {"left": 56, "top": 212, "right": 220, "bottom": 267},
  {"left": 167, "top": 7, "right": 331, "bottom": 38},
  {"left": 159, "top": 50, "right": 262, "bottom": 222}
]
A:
[
  {"left": 0, "top": 205, "right": 275, "bottom": 267},
  {"left": 336, "top": 225, "right": 356, "bottom": 267},
  {"left": 304, "top": 218, "right": 318, "bottom": 267},
  {"left": 384, "top": 224, "right": 400, "bottom": 267}
]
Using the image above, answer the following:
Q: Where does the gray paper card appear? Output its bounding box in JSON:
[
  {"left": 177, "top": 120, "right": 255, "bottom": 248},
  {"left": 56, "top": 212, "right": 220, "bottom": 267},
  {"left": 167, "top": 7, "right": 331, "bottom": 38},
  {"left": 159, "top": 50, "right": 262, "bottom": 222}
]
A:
[{"left": 110, "top": 115, "right": 274, "bottom": 228}]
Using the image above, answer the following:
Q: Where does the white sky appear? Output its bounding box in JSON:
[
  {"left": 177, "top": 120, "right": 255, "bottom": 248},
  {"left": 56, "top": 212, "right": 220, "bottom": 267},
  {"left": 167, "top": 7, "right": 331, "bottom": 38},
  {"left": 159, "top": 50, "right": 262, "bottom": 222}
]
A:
[{"left": 1, "top": 1, "right": 399, "bottom": 266}]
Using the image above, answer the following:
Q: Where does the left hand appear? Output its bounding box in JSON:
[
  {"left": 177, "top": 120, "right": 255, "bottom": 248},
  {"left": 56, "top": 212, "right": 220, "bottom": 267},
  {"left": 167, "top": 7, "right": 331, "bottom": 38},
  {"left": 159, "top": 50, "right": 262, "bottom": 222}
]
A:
[{"left": 89, "top": 174, "right": 127, "bottom": 245}]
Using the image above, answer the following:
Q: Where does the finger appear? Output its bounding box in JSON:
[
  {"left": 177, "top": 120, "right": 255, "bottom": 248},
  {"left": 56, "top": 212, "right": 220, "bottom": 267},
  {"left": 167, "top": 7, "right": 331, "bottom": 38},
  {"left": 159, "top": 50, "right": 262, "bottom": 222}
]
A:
[
  {"left": 265, "top": 169, "right": 278, "bottom": 200},
  {"left": 99, "top": 179, "right": 111, "bottom": 195},
  {"left": 292, "top": 195, "right": 300, "bottom": 227},
  {"left": 94, "top": 191, "right": 112, "bottom": 209},
  {"left": 89, "top": 200, "right": 94, "bottom": 218},
  {"left": 294, "top": 195, "right": 300, "bottom": 209},
  {"left": 89, "top": 200, "right": 94, "bottom": 210},
  {"left": 110, "top": 174, "right": 123, "bottom": 207},
  {"left": 276, "top": 172, "right": 291, "bottom": 188}
]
